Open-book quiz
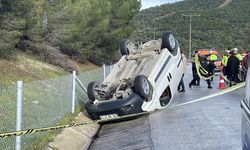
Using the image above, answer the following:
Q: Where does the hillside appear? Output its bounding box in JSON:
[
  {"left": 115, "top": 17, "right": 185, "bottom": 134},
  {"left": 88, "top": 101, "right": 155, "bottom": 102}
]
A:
[
  {"left": 132, "top": 0, "right": 250, "bottom": 54},
  {"left": 0, "top": 0, "right": 140, "bottom": 66},
  {"left": 0, "top": 52, "right": 97, "bottom": 87}
]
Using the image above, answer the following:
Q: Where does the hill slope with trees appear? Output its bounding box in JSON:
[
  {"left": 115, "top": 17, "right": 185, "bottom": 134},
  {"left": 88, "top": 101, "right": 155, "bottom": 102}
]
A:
[
  {"left": 132, "top": 0, "right": 250, "bottom": 54},
  {"left": 0, "top": 0, "right": 140, "bottom": 68}
]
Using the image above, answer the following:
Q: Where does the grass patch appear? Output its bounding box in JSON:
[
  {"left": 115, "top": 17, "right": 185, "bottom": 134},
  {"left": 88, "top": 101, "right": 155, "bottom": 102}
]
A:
[
  {"left": 24, "top": 108, "right": 81, "bottom": 150},
  {"left": 0, "top": 52, "right": 97, "bottom": 87},
  {"left": 77, "top": 61, "right": 97, "bottom": 72},
  {"left": 0, "top": 52, "right": 97, "bottom": 149},
  {"left": 0, "top": 52, "right": 67, "bottom": 87}
]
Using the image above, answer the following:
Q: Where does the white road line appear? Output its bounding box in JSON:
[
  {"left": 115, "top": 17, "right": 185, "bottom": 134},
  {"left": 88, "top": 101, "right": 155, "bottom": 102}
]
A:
[{"left": 171, "top": 82, "right": 245, "bottom": 108}]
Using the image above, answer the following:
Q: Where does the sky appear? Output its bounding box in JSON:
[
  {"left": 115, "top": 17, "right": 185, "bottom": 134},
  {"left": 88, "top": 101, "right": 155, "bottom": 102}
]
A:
[{"left": 141, "top": 0, "right": 183, "bottom": 10}]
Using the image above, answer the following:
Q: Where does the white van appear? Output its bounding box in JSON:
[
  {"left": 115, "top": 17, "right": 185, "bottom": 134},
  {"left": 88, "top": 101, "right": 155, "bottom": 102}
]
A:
[{"left": 85, "top": 32, "right": 184, "bottom": 120}]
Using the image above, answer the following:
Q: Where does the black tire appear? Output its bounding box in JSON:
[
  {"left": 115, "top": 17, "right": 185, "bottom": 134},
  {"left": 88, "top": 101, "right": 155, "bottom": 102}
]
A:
[
  {"left": 134, "top": 75, "right": 152, "bottom": 101},
  {"left": 161, "top": 32, "right": 176, "bottom": 51},
  {"left": 87, "top": 81, "right": 101, "bottom": 102},
  {"left": 120, "top": 40, "right": 130, "bottom": 55},
  {"left": 171, "top": 39, "right": 179, "bottom": 56}
]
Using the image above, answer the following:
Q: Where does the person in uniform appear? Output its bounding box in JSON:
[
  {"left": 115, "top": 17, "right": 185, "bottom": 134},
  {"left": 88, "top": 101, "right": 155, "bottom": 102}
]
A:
[
  {"left": 189, "top": 51, "right": 200, "bottom": 88},
  {"left": 226, "top": 49, "right": 240, "bottom": 86}
]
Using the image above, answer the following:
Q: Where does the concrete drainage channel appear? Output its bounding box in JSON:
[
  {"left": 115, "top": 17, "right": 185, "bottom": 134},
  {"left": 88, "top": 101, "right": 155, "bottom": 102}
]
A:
[
  {"left": 88, "top": 116, "right": 153, "bottom": 150},
  {"left": 46, "top": 112, "right": 100, "bottom": 150},
  {"left": 46, "top": 114, "right": 151, "bottom": 150}
]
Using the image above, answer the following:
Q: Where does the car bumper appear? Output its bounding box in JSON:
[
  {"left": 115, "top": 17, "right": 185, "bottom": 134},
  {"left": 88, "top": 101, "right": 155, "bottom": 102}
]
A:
[{"left": 85, "top": 93, "right": 144, "bottom": 119}]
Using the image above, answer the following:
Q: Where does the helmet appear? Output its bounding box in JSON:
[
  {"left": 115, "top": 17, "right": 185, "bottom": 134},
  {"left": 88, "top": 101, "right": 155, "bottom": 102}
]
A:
[
  {"left": 225, "top": 50, "right": 230, "bottom": 54},
  {"left": 233, "top": 48, "right": 238, "bottom": 51},
  {"left": 230, "top": 48, "right": 237, "bottom": 55}
]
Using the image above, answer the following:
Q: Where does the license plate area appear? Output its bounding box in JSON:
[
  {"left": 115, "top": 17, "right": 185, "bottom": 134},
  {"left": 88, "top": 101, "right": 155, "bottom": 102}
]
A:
[{"left": 100, "top": 114, "right": 118, "bottom": 120}]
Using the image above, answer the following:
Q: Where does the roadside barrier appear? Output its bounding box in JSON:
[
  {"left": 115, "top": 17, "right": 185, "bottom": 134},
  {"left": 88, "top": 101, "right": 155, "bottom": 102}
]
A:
[{"left": 0, "top": 82, "right": 245, "bottom": 138}]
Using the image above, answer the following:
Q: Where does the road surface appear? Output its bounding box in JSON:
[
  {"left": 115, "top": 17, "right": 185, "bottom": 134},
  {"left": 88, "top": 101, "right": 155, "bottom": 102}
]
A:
[{"left": 88, "top": 64, "right": 244, "bottom": 150}]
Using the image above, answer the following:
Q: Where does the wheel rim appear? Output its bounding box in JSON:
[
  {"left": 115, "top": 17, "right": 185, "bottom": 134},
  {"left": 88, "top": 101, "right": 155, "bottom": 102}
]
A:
[
  {"left": 142, "top": 78, "right": 150, "bottom": 95},
  {"left": 169, "top": 34, "right": 175, "bottom": 49}
]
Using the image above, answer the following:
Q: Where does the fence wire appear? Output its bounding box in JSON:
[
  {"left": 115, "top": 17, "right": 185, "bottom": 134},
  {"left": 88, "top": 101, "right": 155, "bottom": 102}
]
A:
[
  {"left": 0, "top": 85, "right": 17, "bottom": 150},
  {"left": 0, "top": 65, "right": 114, "bottom": 150},
  {"left": 21, "top": 75, "right": 72, "bottom": 149}
]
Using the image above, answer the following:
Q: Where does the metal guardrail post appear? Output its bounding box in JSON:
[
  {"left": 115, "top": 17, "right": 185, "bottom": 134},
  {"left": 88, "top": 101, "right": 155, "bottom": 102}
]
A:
[
  {"left": 15, "top": 81, "right": 23, "bottom": 150},
  {"left": 71, "top": 71, "right": 76, "bottom": 113}
]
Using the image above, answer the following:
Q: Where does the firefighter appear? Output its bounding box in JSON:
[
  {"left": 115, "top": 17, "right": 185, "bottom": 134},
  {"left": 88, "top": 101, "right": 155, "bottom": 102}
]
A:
[
  {"left": 227, "top": 49, "right": 240, "bottom": 86},
  {"left": 189, "top": 51, "right": 200, "bottom": 88},
  {"left": 222, "top": 50, "right": 230, "bottom": 78},
  {"left": 209, "top": 50, "right": 218, "bottom": 61},
  {"left": 233, "top": 48, "right": 244, "bottom": 81},
  {"left": 233, "top": 48, "right": 243, "bottom": 61},
  {"left": 178, "top": 51, "right": 187, "bottom": 92},
  {"left": 209, "top": 50, "right": 217, "bottom": 81},
  {"left": 200, "top": 55, "right": 216, "bottom": 88}
]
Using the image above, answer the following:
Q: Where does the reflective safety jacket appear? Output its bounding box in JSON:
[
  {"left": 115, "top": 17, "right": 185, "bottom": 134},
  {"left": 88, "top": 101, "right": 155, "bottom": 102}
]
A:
[
  {"left": 210, "top": 54, "right": 217, "bottom": 61},
  {"left": 236, "top": 53, "right": 243, "bottom": 61},
  {"left": 222, "top": 55, "right": 229, "bottom": 66},
  {"left": 191, "top": 56, "right": 195, "bottom": 63}
]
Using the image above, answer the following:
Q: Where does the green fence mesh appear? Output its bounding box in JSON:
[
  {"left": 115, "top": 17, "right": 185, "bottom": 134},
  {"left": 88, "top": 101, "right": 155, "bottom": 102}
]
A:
[{"left": 0, "top": 65, "right": 115, "bottom": 150}]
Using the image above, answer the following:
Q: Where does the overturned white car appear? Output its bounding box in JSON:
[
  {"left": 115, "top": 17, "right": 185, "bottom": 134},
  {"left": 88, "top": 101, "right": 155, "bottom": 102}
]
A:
[{"left": 85, "top": 32, "right": 184, "bottom": 120}]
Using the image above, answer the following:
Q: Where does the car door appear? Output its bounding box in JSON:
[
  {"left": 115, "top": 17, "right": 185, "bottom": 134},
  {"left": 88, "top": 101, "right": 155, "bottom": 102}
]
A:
[{"left": 241, "top": 58, "right": 250, "bottom": 150}]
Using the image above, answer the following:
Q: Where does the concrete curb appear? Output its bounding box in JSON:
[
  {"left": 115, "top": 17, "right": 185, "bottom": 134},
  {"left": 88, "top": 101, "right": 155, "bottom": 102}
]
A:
[{"left": 45, "top": 112, "right": 100, "bottom": 150}]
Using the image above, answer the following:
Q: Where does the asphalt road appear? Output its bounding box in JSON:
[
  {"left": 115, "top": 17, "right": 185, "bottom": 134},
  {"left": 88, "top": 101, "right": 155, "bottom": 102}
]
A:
[{"left": 88, "top": 64, "right": 244, "bottom": 150}]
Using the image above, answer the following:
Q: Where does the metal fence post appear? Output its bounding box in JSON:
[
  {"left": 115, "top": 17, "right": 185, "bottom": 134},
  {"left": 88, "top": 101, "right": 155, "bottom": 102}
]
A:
[
  {"left": 15, "top": 81, "right": 23, "bottom": 150},
  {"left": 103, "top": 64, "right": 106, "bottom": 80},
  {"left": 71, "top": 71, "right": 76, "bottom": 113}
]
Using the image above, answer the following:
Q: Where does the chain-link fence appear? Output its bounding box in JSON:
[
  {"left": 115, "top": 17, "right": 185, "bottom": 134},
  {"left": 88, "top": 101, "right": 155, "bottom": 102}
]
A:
[
  {"left": 21, "top": 75, "right": 73, "bottom": 149},
  {"left": 0, "top": 65, "right": 114, "bottom": 150},
  {"left": 0, "top": 85, "right": 17, "bottom": 150}
]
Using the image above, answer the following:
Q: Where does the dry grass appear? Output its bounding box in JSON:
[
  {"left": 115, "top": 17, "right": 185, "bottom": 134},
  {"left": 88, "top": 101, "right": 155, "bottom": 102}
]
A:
[
  {"left": 0, "top": 52, "right": 64, "bottom": 86},
  {"left": 0, "top": 52, "right": 98, "bottom": 87},
  {"left": 77, "top": 61, "right": 97, "bottom": 72}
]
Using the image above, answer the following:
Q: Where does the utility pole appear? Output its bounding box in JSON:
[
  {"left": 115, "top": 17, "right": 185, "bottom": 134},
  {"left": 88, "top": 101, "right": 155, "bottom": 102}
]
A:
[{"left": 181, "top": 14, "right": 200, "bottom": 61}]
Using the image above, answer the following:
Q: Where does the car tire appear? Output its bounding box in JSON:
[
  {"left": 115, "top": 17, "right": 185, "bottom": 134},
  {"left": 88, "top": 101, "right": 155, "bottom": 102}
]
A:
[
  {"left": 87, "top": 81, "right": 101, "bottom": 103},
  {"left": 120, "top": 40, "right": 130, "bottom": 55},
  {"left": 161, "top": 32, "right": 176, "bottom": 52},
  {"left": 134, "top": 75, "right": 152, "bottom": 101}
]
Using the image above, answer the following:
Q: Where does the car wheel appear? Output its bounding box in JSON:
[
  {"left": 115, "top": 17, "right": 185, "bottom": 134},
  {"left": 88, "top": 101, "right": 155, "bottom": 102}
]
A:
[
  {"left": 120, "top": 40, "right": 130, "bottom": 55},
  {"left": 161, "top": 32, "right": 176, "bottom": 52},
  {"left": 87, "top": 81, "right": 101, "bottom": 103},
  {"left": 134, "top": 75, "right": 152, "bottom": 101}
]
